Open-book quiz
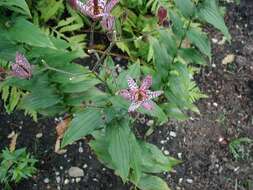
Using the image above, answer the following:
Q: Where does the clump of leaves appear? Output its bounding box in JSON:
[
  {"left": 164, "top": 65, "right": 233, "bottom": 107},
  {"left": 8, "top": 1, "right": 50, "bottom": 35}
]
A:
[
  {"left": 0, "top": 148, "right": 37, "bottom": 190},
  {"left": 229, "top": 137, "right": 253, "bottom": 160}
]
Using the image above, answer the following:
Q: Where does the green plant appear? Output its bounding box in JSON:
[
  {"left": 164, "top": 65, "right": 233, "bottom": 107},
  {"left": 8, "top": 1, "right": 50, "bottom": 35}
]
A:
[
  {"left": 0, "top": 0, "right": 230, "bottom": 189},
  {"left": 229, "top": 137, "right": 253, "bottom": 160},
  {"left": 0, "top": 148, "right": 37, "bottom": 190}
]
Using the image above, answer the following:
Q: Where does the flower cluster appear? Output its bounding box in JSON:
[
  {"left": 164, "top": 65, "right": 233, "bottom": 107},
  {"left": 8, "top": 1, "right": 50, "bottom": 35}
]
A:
[
  {"left": 119, "top": 75, "right": 163, "bottom": 112},
  {"left": 69, "top": 0, "right": 119, "bottom": 31}
]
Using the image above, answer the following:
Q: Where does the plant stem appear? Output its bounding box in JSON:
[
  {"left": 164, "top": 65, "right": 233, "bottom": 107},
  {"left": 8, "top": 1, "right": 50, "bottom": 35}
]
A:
[
  {"left": 92, "top": 41, "right": 115, "bottom": 72},
  {"left": 89, "top": 21, "right": 96, "bottom": 46},
  {"left": 171, "top": 19, "right": 192, "bottom": 65}
]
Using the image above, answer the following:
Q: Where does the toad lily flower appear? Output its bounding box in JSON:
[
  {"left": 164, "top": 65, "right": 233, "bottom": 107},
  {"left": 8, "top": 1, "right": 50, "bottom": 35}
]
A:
[
  {"left": 69, "top": 0, "right": 119, "bottom": 31},
  {"left": 11, "top": 52, "right": 32, "bottom": 79},
  {"left": 119, "top": 75, "right": 163, "bottom": 112}
]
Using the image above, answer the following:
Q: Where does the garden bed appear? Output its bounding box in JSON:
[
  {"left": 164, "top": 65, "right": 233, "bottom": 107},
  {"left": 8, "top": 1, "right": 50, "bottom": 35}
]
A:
[{"left": 0, "top": 1, "right": 253, "bottom": 190}]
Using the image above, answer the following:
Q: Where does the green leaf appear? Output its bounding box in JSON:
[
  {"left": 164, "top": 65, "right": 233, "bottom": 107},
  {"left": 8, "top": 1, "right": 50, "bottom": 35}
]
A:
[
  {"left": 187, "top": 27, "right": 211, "bottom": 58},
  {"left": 8, "top": 18, "right": 55, "bottom": 49},
  {"left": 140, "top": 142, "right": 181, "bottom": 173},
  {"left": 108, "top": 120, "right": 130, "bottom": 182},
  {"left": 129, "top": 134, "right": 142, "bottom": 183},
  {"left": 178, "top": 48, "right": 206, "bottom": 65},
  {"left": 62, "top": 108, "right": 104, "bottom": 147},
  {"left": 0, "top": 0, "right": 31, "bottom": 16},
  {"left": 162, "top": 103, "right": 188, "bottom": 121},
  {"left": 169, "top": 10, "right": 184, "bottom": 38},
  {"left": 139, "top": 103, "right": 168, "bottom": 124},
  {"left": 197, "top": 0, "right": 231, "bottom": 41},
  {"left": 60, "top": 78, "right": 100, "bottom": 93},
  {"left": 149, "top": 37, "right": 171, "bottom": 78},
  {"left": 135, "top": 174, "right": 171, "bottom": 190},
  {"left": 174, "top": 0, "right": 194, "bottom": 17},
  {"left": 19, "top": 90, "right": 60, "bottom": 110}
]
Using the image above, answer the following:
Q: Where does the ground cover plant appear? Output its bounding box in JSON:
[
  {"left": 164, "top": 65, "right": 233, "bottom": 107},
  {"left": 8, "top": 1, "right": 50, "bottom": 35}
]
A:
[{"left": 0, "top": 0, "right": 231, "bottom": 189}]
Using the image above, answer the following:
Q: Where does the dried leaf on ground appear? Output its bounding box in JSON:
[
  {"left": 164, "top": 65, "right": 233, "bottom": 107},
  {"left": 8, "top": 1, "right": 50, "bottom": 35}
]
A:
[{"left": 8, "top": 132, "right": 18, "bottom": 152}]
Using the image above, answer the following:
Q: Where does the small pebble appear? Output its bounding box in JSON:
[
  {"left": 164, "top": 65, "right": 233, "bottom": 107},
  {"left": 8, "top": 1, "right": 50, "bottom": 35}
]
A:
[
  {"left": 211, "top": 63, "right": 216, "bottom": 68},
  {"left": 186, "top": 179, "right": 193, "bottom": 184},
  {"left": 177, "top": 153, "right": 182, "bottom": 159},
  {"left": 160, "top": 140, "right": 166, "bottom": 144},
  {"left": 36, "top": 133, "right": 43, "bottom": 138},
  {"left": 55, "top": 171, "right": 60, "bottom": 176},
  {"left": 179, "top": 178, "right": 183, "bottom": 184},
  {"left": 64, "top": 179, "right": 70, "bottom": 185},
  {"left": 78, "top": 147, "right": 84, "bottom": 153},
  {"left": 83, "top": 164, "right": 88, "bottom": 169},
  {"left": 164, "top": 150, "right": 170, "bottom": 155},
  {"left": 147, "top": 120, "right": 154, "bottom": 126},
  {"left": 75, "top": 177, "right": 81, "bottom": 183},
  {"left": 60, "top": 166, "right": 64, "bottom": 170},
  {"left": 68, "top": 167, "right": 84, "bottom": 177},
  {"left": 212, "top": 38, "right": 218, "bottom": 43},
  {"left": 44, "top": 178, "right": 50, "bottom": 184},
  {"left": 169, "top": 131, "right": 177, "bottom": 137},
  {"left": 213, "top": 102, "right": 218, "bottom": 107},
  {"left": 56, "top": 176, "right": 61, "bottom": 184}
]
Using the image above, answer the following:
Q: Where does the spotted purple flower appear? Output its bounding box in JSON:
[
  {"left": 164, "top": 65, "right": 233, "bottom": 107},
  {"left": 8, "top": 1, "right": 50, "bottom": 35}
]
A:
[
  {"left": 11, "top": 52, "right": 32, "bottom": 79},
  {"left": 69, "top": 0, "right": 119, "bottom": 31},
  {"left": 119, "top": 75, "right": 163, "bottom": 112}
]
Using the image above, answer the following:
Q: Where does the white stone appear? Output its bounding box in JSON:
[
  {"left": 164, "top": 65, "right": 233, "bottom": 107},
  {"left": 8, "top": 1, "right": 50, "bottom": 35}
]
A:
[
  {"left": 68, "top": 167, "right": 84, "bottom": 177},
  {"left": 56, "top": 176, "right": 61, "bottom": 184},
  {"left": 186, "top": 179, "right": 193, "bottom": 184},
  {"left": 83, "top": 164, "right": 88, "bottom": 169},
  {"left": 213, "top": 102, "right": 218, "bottom": 107},
  {"left": 160, "top": 140, "right": 166, "bottom": 144},
  {"left": 78, "top": 147, "right": 84, "bottom": 153},
  {"left": 64, "top": 179, "right": 70, "bottom": 185},
  {"left": 177, "top": 153, "right": 182, "bottom": 159},
  {"left": 36, "top": 133, "right": 43, "bottom": 138},
  {"left": 169, "top": 131, "right": 177, "bottom": 137},
  {"left": 164, "top": 150, "right": 170, "bottom": 155},
  {"left": 75, "top": 177, "right": 81, "bottom": 183},
  {"left": 147, "top": 120, "right": 154, "bottom": 126},
  {"left": 212, "top": 38, "right": 218, "bottom": 43},
  {"left": 44, "top": 178, "right": 50, "bottom": 184}
]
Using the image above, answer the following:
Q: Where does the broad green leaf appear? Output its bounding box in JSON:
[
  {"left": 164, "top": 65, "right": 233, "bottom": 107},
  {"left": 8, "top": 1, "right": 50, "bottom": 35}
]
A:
[
  {"left": 149, "top": 37, "right": 171, "bottom": 78},
  {"left": 169, "top": 10, "right": 184, "bottom": 38},
  {"left": 187, "top": 27, "right": 211, "bottom": 58},
  {"left": 8, "top": 18, "right": 55, "bottom": 49},
  {"left": 139, "top": 103, "right": 168, "bottom": 124},
  {"left": 174, "top": 0, "right": 194, "bottom": 17},
  {"left": 159, "top": 30, "right": 177, "bottom": 57},
  {"left": 140, "top": 142, "right": 181, "bottom": 173},
  {"left": 62, "top": 108, "right": 104, "bottom": 147},
  {"left": 19, "top": 83, "right": 61, "bottom": 111},
  {"left": 60, "top": 78, "right": 100, "bottom": 93},
  {"left": 108, "top": 120, "right": 130, "bottom": 182},
  {"left": 162, "top": 103, "right": 188, "bottom": 121},
  {"left": 197, "top": 0, "right": 231, "bottom": 41},
  {"left": 129, "top": 134, "right": 142, "bottom": 183},
  {"left": 89, "top": 133, "right": 113, "bottom": 167},
  {"left": 0, "top": 0, "right": 31, "bottom": 16},
  {"left": 135, "top": 174, "right": 171, "bottom": 190},
  {"left": 178, "top": 48, "right": 206, "bottom": 65}
]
